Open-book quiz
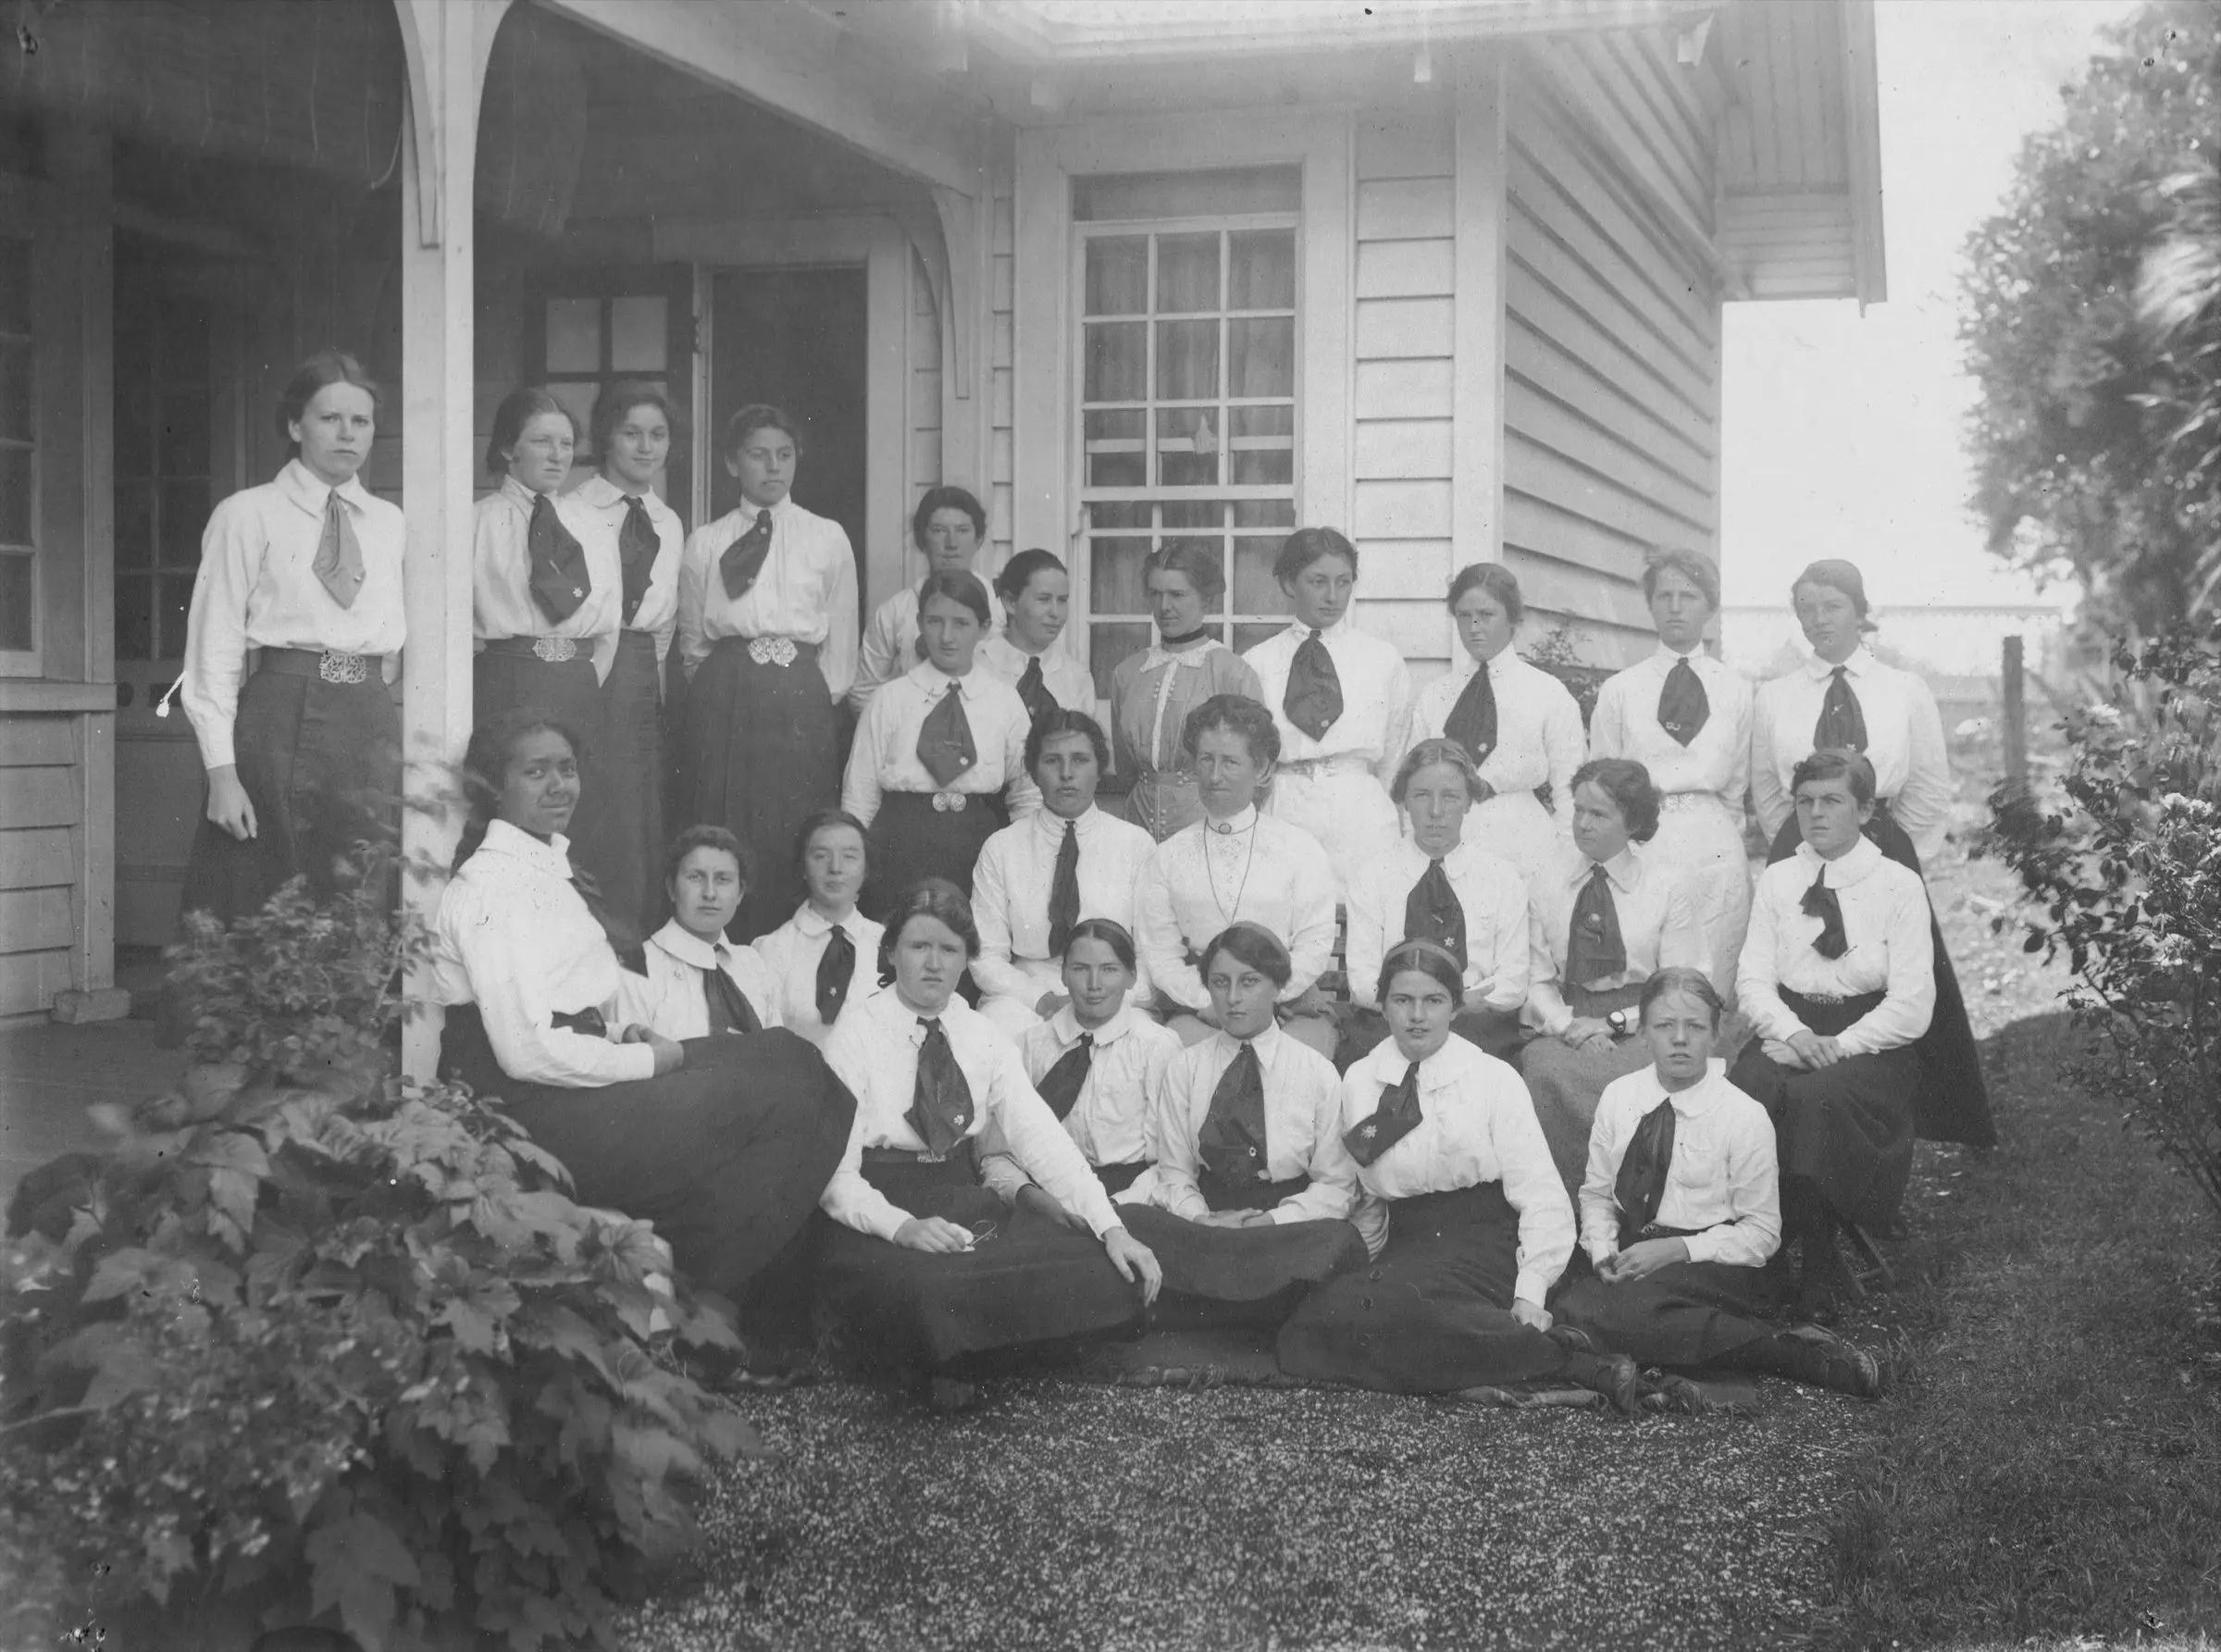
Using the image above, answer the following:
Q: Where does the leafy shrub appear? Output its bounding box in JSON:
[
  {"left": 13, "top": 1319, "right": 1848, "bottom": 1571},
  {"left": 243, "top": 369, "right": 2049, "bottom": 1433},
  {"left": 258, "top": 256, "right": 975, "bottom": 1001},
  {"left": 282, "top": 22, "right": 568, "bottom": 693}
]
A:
[
  {"left": 1984, "top": 620, "right": 2221, "bottom": 1220},
  {"left": 0, "top": 856, "right": 757, "bottom": 1650}
]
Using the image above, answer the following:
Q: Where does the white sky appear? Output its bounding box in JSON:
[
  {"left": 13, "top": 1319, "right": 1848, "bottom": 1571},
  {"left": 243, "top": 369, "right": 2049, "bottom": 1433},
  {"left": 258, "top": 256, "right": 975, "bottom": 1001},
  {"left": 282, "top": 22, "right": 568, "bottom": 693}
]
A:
[{"left": 1718, "top": 0, "right": 2140, "bottom": 611}]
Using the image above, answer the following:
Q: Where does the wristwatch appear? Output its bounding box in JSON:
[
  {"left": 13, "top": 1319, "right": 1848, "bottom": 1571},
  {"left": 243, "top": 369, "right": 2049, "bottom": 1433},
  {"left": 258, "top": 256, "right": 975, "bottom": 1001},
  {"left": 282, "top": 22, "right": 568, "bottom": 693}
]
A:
[{"left": 1604, "top": 1008, "right": 1634, "bottom": 1037}]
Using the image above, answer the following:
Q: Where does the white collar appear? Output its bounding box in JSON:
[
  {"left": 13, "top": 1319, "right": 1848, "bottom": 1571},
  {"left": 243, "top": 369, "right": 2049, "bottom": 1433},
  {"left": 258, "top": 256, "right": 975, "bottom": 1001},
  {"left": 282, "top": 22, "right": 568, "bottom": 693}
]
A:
[
  {"left": 734, "top": 492, "right": 792, "bottom": 522},
  {"left": 1650, "top": 1059, "right": 1731, "bottom": 1117},
  {"left": 1805, "top": 644, "right": 1873, "bottom": 681},
  {"left": 1218, "top": 1022, "right": 1285, "bottom": 1065},
  {"left": 1794, "top": 835, "right": 1885, "bottom": 887},
  {"left": 1201, "top": 805, "right": 1259, "bottom": 837},
  {"left": 1651, "top": 641, "right": 1707, "bottom": 666},
  {"left": 905, "top": 658, "right": 976, "bottom": 694},
  {"left": 497, "top": 474, "right": 559, "bottom": 512},
  {"left": 1290, "top": 615, "right": 1349, "bottom": 645},
  {"left": 572, "top": 474, "right": 665, "bottom": 510},
  {"left": 1571, "top": 846, "right": 1640, "bottom": 893},
  {"left": 791, "top": 902, "right": 864, "bottom": 940},
  {"left": 474, "top": 818, "right": 574, "bottom": 879},
  {"left": 279, "top": 457, "right": 371, "bottom": 518},
  {"left": 1037, "top": 804, "right": 1098, "bottom": 840},
  {"left": 1143, "top": 634, "right": 1223, "bottom": 671},
  {"left": 649, "top": 919, "right": 734, "bottom": 972},
  {"left": 1355, "top": 1028, "right": 1482, "bottom": 1090},
  {"left": 1052, "top": 1000, "right": 1135, "bottom": 1047}
]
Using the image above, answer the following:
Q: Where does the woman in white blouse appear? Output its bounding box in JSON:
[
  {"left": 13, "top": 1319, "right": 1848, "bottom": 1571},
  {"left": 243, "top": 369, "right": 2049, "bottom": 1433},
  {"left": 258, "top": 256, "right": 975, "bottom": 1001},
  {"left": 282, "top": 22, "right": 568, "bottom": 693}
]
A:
[
  {"left": 1341, "top": 738, "right": 1531, "bottom": 1065},
  {"left": 814, "top": 879, "right": 1160, "bottom": 1395},
  {"left": 1277, "top": 939, "right": 1638, "bottom": 1409},
  {"left": 1115, "top": 923, "right": 1371, "bottom": 1323},
  {"left": 1520, "top": 758, "right": 1709, "bottom": 1190},
  {"left": 1730, "top": 750, "right": 1934, "bottom": 1323},
  {"left": 178, "top": 351, "right": 403, "bottom": 924},
  {"left": 1241, "top": 528, "right": 1413, "bottom": 895},
  {"left": 1589, "top": 548, "right": 1752, "bottom": 997},
  {"left": 620, "top": 826, "right": 781, "bottom": 1040},
  {"left": 754, "top": 809, "right": 883, "bottom": 1048},
  {"left": 473, "top": 387, "right": 627, "bottom": 922},
  {"left": 1412, "top": 564, "right": 1585, "bottom": 888},
  {"left": 568, "top": 383, "right": 686, "bottom": 930},
  {"left": 843, "top": 570, "right": 1041, "bottom": 917},
  {"left": 1551, "top": 967, "right": 1886, "bottom": 1398},
  {"left": 430, "top": 710, "right": 853, "bottom": 1316},
  {"left": 675, "top": 405, "right": 860, "bottom": 939},
  {"left": 980, "top": 549, "right": 1096, "bottom": 723},
  {"left": 850, "top": 485, "right": 1001, "bottom": 711}
]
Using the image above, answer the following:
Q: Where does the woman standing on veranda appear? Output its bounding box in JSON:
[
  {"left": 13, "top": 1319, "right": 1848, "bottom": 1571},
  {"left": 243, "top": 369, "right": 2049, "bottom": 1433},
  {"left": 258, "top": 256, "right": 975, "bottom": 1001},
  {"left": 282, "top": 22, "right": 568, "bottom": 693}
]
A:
[
  {"left": 676, "top": 404, "right": 860, "bottom": 939},
  {"left": 1412, "top": 564, "right": 1586, "bottom": 889},
  {"left": 568, "top": 382, "right": 685, "bottom": 930},
  {"left": 850, "top": 485, "right": 1001, "bottom": 711},
  {"left": 179, "top": 350, "right": 404, "bottom": 922},
  {"left": 1588, "top": 547, "right": 1752, "bottom": 998},
  {"left": 978, "top": 549, "right": 1096, "bottom": 723},
  {"left": 1109, "top": 542, "right": 1263, "bottom": 841}
]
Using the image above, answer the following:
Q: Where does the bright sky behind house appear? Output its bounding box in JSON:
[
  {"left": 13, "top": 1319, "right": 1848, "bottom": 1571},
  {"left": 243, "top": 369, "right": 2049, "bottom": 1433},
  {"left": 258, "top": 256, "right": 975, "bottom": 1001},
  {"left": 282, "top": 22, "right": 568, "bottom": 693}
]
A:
[{"left": 1718, "top": 0, "right": 2140, "bottom": 612}]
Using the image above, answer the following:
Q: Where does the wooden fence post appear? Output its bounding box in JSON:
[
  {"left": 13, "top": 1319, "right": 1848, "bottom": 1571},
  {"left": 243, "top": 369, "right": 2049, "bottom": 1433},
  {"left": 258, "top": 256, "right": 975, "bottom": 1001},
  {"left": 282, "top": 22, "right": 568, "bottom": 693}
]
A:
[{"left": 2003, "top": 633, "right": 2027, "bottom": 789}]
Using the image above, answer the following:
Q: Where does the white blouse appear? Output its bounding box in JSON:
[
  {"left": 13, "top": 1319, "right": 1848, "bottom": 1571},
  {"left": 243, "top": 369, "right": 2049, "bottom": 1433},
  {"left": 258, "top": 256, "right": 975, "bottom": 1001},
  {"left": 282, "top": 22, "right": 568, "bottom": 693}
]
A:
[
  {"left": 1579, "top": 1060, "right": 1780, "bottom": 1271},
  {"left": 1341, "top": 1034, "right": 1572, "bottom": 1294},
  {"left": 1013, "top": 1002, "right": 1185, "bottom": 1172},
  {"left": 1242, "top": 616, "right": 1414, "bottom": 779},
  {"left": 1344, "top": 838, "right": 1531, "bottom": 1012},
  {"left": 565, "top": 475, "right": 685, "bottom": 660},
  {"left": 819, "top": 985, "right": 1123, "bottom": 1240},
  {"left": 1135, "top": 807, "right": 1338, "bottom": 1012},
  {"left": 1148, "top": 1024, "right": 1369, "bottom": 1235},
  {"left": 674, "top": 496, "right": 860, "bottom": 702},
  {"left": 977, "top": 631, "right": 1098, "bottom": 714},
  {"left": 472, "top": 477, "right": 625, "bottom": 678},
  {"left": 1588, "top": 645, "right": 1752, "bottom": 806},
  {"left": 1751, "top": 645, "right": 1954, "bottom": 864},
  {"left": 615, "top": 919, "right": 782, "bottom": 1041},
  {"left": 752, "top": 905, "right": 885, "bottom": 1048},
  {"left": 841, "top": 660, "right": 1043, "bottom": 824},
  {"left": 1525, "top": 845, "right": 1707, "bottom": 1035},
  {"left": 1737, "top": 838, "right": 1935, "bottom": 1056},
  {"left": 850, "top": 570, "right": 1006, "bottom": 709},
  {"left": 1413, "top": 651, "right": 1586, "bottom": 823},
  {"left": 971, "top": 805, "right": 1157, "bottom": 1001},
  {"left": 428, "top": 820, "right": 657, "bottom": 1088},
  {"left": 180, "top": 460, "right": 407, "bottom": 770}
]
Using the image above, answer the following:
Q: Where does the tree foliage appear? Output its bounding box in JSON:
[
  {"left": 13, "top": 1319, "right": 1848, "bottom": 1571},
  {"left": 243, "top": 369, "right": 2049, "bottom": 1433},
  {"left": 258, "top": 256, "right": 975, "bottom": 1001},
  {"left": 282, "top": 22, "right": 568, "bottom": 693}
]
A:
[{"left": 1960, "top": 1, "right": 2221, "bottom": 631}]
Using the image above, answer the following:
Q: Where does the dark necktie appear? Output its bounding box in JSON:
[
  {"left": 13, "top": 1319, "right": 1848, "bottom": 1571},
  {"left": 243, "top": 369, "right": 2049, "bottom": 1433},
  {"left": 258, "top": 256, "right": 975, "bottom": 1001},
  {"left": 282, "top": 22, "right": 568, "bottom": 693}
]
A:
[
  {"left": 815, "top": 924, "right": 857, "bottom": 1025},
  {"left": 1282, "top": 628, "right": 1344, "bottom": 742},
  {"left": 568, "top": 864, "right": 645, "bottom": 976},
  {"left": 617, "top": 494, "right": 659, "bottom": 626},
  {"left": 1444, "top": 661, "right": 1499, "bottom": 767},
  {"left": 916, "top": 682, "right": 977, "bottom": 788},
  {"left": 1813, "top": 665, "right": 1868, "bottom": 753},
  {"left": 718, "top": 507, "right": 775, "bottom": 601},
  {"left": 1564, "top": 863, "right": 1628, "bottom": 988},
  {"left": 907, "top": 1017, "right": 976, "bottom": 1159},
  {"left": 311, "top": 490, "right": 364, "bottom": 609},
  {"left": 1614, "top": 1097, "right": 1678, "bottom": 1244},
  {"left": 702, "top": 946, "right": 763, "bottom": 1035},
  {"left": 1802, "top": 866, "right": 1849, "bottom": 960},
  {"left": 527, "top": 492, "right": 591, "bottom": 625},
  {"left": 1036, "top": 1031, "right": 1094, "bottom": 1121},
  {"left": 1404, "top": 858, "right": 1467, "bottom": 975},
  {"left": 1047, "top": 819, "right": 1082, "bottom": 960},
  {"left": 1345, "top": 1061, "right": 1424, "bottom": 1166},
  {"left": 1015, "top": 654, "right": 1058, "bottom": 724},
  {"left": 1657, "top": 656, "right": 1709, "bottom": 746},
  {"left": 1197, "top": 1040, "right": 1270, "bottom": 1186}
]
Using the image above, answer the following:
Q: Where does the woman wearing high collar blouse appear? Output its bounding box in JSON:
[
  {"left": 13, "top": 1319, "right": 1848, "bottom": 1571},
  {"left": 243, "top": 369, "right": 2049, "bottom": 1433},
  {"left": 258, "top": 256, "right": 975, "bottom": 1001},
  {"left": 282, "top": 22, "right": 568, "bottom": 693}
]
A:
[
  {"left": 1412, "top": 564, "right": 1586, "bottom": 888},
  {"left": 1277, "top": 939, "right": 1639, "bottom": 1410},
  {"left": 178, "top": 350, "right": 404, "bottom": 924},
  {"left": 1589, "top": 548, "right": 1753, "bottom": 998}
]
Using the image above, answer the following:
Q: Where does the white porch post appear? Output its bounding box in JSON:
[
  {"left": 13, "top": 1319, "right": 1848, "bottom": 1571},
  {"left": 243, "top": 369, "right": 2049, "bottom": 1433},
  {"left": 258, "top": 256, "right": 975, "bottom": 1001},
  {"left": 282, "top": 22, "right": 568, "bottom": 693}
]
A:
[{"left": 393, "top": 0, "right": 509, "bottom": 1081}]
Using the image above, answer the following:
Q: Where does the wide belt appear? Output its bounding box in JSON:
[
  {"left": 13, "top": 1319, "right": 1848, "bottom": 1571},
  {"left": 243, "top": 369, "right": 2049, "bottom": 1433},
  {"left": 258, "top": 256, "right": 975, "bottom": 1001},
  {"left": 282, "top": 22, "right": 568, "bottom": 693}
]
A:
[
  {"left": 483, "top": 635, "right": 586, "bottom": 665},
  {"left": 256, "top": 647, "right": 380, "bottom": 686}
]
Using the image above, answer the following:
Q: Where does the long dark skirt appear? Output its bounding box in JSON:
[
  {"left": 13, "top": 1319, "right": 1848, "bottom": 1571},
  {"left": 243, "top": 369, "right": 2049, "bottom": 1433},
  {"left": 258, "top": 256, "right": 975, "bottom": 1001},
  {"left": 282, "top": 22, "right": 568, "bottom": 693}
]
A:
[
  {"left": 474, "top": 644, "right": 622, "bottom": 917},
  {"left": 678, "top": 636, "right": 841, "bottom": 940},
  {"left": 597, "top": 629, "right": 666, "bottom": 934},
  {"left": 861, "top": 789, "right": 1005, "bottom": 920},
  {"left": 1518, "top": 983, "right": 1652, "bottom": 1194},
  {"left": 1277, "top": 1183, "right": 1570, "bottom": 1393},
  {"left": 180, "top": 656, "right": 400, "bottom": 923},
  {"left": 1728, "top": 989, "right": 1917, "bottom": 1227},
  {"left": 1097, "top": 1161, "right": 1150, "bottom": 1197},
  {"left": 1338, "top": 1005, "right": 1524, "bottom": 1070},
  {"left": 815, "top": 1157, "right": 1148, "bottom": 1369},
  {"left": 1552, "top": 1256, "right": 1781, "bottom": 1367},
  {"left": 1117, "top": 1171, "right": 1369, "bottom": 1324},
  {"left": 1766, "top": 810, "right": 1996, "bottom": 1148},
  {"left": 440, "top": 1009, "right": 852, "bottom": 1304}
]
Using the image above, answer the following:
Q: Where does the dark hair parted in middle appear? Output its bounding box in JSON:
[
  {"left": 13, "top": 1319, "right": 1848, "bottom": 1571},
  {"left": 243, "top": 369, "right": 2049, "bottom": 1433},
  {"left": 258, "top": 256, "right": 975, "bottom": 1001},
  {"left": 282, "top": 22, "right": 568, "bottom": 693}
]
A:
[
  {"left": 876, "top": 877, "right": 982, "bottom": 980},
  {"left": 791, "top": 807, "right": 870, "bottom": 873},
  {"left": 1641, "top": 546, "right": 1721, "bottom": 612},
  {"left": 277, "top": 349, "right": 381, "bottom": 456},
  {"left": 1061, "top": 915, "right": 1137, "bottom": 971},
  {"left": 1180, "top": 692, "right": 1282, "bottom": 766},
  {"left": 1791, "top": 747, "right": 1878, "bottom": 806},
  {"left": 1639, "top": 965, "right": 1725, "bottom": 1029},
  {"left": 665, "top": 823, "right": 751, "bottom": 890},
  {"left": 1446, "top": 562, "right": 1525, "bottom": 626},
  {"left": 994, "top": 547, "right": 1066, "bottom": 604},
  {"left": 912, "top": 483, "right": 987, "bottom": 547},
  {"left": 722, "top": 403, "right": 802, "bottom": 461},
  {"left": 484, "top": 387, "right": 575, "bottom": 478},
  {"left": 1570, "top": 756, "right": 1662, "bottom": 843},
  {"left": 1376, "top": 938, "right": 1465, "bottom": 1006},
  {"left": 1144, "top": 540, "right": 1226, "bottom": 604},
  {"left": 1274, "top": 526, "right": 1359, "bottom": 586},
  {"left": 1199, "top": 921, "right": 1294, "bottom": 988},
  {"left": 914, "top": 568, "right": 994, "bottom": 639},
  {"left": 1389, "top": 737, "right": 1485, "bottom": 807},
  {"left": 591, "top": 379, "right": 684, "bottom": 457},
  {"left": 1025, "top": 707, "right": 1110, "bottom": 776}
]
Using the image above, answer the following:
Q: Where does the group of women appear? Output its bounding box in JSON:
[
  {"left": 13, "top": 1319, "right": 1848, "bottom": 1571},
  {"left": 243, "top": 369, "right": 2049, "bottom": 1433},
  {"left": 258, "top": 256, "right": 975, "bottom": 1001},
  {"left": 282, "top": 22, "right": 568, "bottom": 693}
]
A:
[{"left": 174, "top": 348, "right": 2000, "bottom": 1409}]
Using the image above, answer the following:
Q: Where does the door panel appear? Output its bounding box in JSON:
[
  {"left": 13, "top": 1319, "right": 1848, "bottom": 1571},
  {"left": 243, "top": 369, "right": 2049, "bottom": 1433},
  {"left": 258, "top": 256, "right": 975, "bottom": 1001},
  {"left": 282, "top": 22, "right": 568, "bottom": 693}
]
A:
[{"left": 525, "top": 263, "right": 696, "bottom": 525}]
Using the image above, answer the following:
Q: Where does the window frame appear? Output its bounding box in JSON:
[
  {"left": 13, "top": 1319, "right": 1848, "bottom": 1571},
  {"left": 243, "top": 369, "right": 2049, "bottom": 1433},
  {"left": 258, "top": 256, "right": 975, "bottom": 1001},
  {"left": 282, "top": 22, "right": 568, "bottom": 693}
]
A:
[{"left": 0, "top": 183, "right": 38, "bottom": 677}]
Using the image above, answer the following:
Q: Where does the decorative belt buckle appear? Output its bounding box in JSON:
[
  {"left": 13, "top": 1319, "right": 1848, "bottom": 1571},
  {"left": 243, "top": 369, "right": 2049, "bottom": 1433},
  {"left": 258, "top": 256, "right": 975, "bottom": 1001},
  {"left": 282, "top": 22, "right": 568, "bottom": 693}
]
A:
[
  {"left": 748, "top": 636, "right": 799, "bottom": 668},
  {"left": 318, "top": 651, "right": 370, "bottom": 686},
  {"left": 532, "top": 637, "right": 578, "bottom": 664},
  {"left": 931, "top": 792, "right": 967, "bottom": 814}
]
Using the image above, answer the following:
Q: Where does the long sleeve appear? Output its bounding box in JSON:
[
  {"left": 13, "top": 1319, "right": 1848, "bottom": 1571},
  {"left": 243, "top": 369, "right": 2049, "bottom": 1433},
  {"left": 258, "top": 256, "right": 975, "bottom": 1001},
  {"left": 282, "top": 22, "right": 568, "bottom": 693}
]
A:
[
  {"left": 978, "top": 1149, "right": 1031, "bottom": 1204},
  {"left": 1281, "top": 836, "right": 1338, "bottom": 1002},
  {"left": 840, "top": 695, "right": 889, "bottom": 826},
  {"left": 976, "top": 1048, "right": 1123, "bottom": 1236},
  {"left": 1586, "top": 673, "right": 1630, "bottom": 764},
  {"left": 1656, "top": 876, "right": 1707, "bottom": 972},
  {"left": 1577, "top": 1113, "right": 1627, "bottom": 1265},
  {"left": 1137, "top": 850, "right": 1206, "bottom": 1012},
  {"left": 1892, "top": 677, "right": 1954, "bottom": 865},
  {"left": 817, "top": 1105, "right": 915, "bottom": 1241},
  {"left": 1268, "top": 1074, "right": 1362, "bottom": 1227},
  {"left": 1372, "top": 656, "right": 1416, "bottom": 789},
  {"left": 675, "top": 539, "right": 710, "bottom": 678},
  {"left": 1525, "top": 897, "right": 1575, "bottom": 1037},
  {"left": 1540, "top": 680, "right": 1587, "bottom": 829},
  {"left": 1834, "top": 881, "right": 1936, "bottom": 1056},
  {"left": 1750, "top": 691, "right": 1792, "bottom": 844},
  {"left": 1001, "top": 715, "right": 1044, "bottom": 821},
  {"left": 967, "top": 835, "right": 1035, "bottom": 1003},
  {"left": 1678, "top": 1120, "right": 1781, "bottom": 1269},
  {"left": 1495, "top": 1087, "right": 1578, "bottom": 1305},
  {"left": 180, "top": 496, "right": 263, "bottom": 771},
  {"left": 1148, "top": 1061, "right": 1214, "bottom": 1221},
  {"left": 818, "top": 544, "right": 861, "bottom": 703},
  {"left": 442, "top": 884, "right": 657, "bottom": 1089},
  {"left": 1734, "top": 871, "right": 1796, "bottom": 1041},
  {"left": 850, "top": 593, "right": 910, "bottom": 710},
  {"left": 1475, "top": 870, "right": 1532, "bottom": 1012},
  {"left": 1344, "top": 874, "right": 1389, "bottom": 1012}
]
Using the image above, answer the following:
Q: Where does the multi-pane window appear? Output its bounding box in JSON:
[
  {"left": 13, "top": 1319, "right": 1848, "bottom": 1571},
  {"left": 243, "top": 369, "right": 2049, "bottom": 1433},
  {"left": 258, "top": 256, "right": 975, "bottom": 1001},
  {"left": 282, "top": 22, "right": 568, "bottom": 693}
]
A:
[
  {"left": 113, "top": 266, "right": 212, "bottom": 665},
  {"left": 0, "top": 218, "right": 33, "bottom": 669},
  {"left": 1076, "top": 168, "right": 1299, "bottom": 697}
]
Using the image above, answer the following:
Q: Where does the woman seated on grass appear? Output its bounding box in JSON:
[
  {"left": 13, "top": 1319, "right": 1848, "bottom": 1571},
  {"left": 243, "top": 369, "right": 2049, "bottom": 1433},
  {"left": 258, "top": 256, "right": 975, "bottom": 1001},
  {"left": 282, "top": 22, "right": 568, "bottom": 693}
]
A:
[
  {"left": 620, "top": 826, "right": 781, "bottom": 1037},
  {"left": 1551, "top": 967, "right": 1886, "bottom": 1398},
  {"left": 754, "top": 809, "right": 882, "bottom": 1048},
  {"left": 1278, "top": 939, "right": 1639, "bottom": 1410},
  {"left": 429, "top": 711, "right": 853, "bottom": 1315},
  {"left": 988, "top": 918, "right": 1184, "bottom": 1202},
  {"left": 813, "top": 879, "right": 1161, "bottom": 1397},
  {"left": 1116, "top": 923, "right": 1372, "bottom": 1323}
]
